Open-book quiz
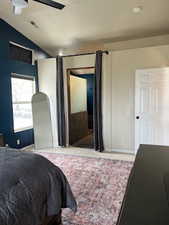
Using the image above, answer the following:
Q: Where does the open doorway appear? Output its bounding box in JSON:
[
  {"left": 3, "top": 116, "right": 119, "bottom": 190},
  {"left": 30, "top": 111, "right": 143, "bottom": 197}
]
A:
[{"left": 67, "top": 67, "right": 95, "bottom": 149}]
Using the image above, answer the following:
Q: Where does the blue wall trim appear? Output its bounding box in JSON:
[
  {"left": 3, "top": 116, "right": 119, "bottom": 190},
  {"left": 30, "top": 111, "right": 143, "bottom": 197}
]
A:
[{"left": 0, "top": 19, "right": 49, "bottom": 149}]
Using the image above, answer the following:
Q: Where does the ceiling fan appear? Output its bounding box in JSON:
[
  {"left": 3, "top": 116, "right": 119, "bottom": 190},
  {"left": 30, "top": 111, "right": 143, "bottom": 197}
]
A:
[{"left": 11, "top": 0, "right": 65, "bottom": 15}]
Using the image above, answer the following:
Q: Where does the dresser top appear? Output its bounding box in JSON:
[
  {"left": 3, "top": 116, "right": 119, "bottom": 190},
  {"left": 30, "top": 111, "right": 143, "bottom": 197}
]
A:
[{"left": 117, "top": 144, "right": 169, "bottom": 225}]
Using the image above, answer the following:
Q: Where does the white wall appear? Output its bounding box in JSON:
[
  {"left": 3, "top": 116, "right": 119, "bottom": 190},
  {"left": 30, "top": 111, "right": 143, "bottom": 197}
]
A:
[
  {"left": 107, "top": 45, "right": 169, "bottom": 153},
  {"left": 38, "top": 58, "right": 58, "bottom": 148},
  {"left": 102, "top": 52, "right": 113, "bottom": 150},
  {"left": 70, "top": 76, "right": 87, "bottom": 114},
  {"left": 60, "top": 34, "right": 169, "bottom": 57},
  {"left": 37, "top": 44, "right": 169, "bottom": 153}
]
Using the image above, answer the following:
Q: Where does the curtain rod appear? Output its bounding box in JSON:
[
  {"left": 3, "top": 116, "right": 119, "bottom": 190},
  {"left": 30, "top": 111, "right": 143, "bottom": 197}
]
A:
[{"left": 61, "top": 50, "right": 109, "bottom": 58}]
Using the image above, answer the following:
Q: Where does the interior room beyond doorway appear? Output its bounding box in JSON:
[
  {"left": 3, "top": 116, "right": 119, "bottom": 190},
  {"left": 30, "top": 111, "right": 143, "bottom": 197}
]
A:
[{"left": 67, "top": 67, "right": 95, "bottom": 149}]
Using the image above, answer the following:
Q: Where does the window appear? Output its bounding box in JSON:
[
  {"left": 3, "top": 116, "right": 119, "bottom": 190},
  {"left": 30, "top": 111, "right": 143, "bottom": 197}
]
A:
[
  {"left": 11, "top": 74, "right": 35, "bottom": 132},
  {"left": 9, "top": 42, "right": 33, "bottom": 65}
]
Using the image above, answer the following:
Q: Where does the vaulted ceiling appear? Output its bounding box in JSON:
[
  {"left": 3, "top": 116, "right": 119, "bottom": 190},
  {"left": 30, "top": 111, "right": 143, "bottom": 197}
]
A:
[{"left": 1, "top": 0, "right": 169, "bottom": 55}]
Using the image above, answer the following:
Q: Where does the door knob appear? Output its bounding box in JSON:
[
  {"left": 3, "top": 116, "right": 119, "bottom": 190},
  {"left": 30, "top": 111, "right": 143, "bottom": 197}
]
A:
[{"left": 136, "top": 116, "right": 140, "bottom": 119}]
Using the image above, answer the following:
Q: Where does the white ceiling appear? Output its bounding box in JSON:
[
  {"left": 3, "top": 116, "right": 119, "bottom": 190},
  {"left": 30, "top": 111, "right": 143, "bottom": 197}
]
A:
[{"left": 1, "top": 0, "right": 169, "bottom": 55}]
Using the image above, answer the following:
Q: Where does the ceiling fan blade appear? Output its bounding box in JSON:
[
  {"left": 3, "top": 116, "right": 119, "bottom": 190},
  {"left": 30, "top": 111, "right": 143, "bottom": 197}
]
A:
[{"left": 33, "top": 0, "right": 65, "bottom": 10}]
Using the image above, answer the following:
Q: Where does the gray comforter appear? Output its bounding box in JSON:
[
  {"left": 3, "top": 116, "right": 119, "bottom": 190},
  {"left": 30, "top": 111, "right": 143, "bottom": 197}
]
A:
[{"left": 0, "top": 148, "right": 77, "bottom": 225}]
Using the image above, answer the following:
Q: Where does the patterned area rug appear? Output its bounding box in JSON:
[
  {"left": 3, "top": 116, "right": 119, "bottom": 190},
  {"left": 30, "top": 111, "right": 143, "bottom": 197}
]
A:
[{"left": 39, "top": 153, "right": 133, "bottom": 225}]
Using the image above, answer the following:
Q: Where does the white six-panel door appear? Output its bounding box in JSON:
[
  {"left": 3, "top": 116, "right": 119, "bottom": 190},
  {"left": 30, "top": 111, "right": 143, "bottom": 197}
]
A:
[{"left": 135, "top": 68, "right": 169, "bottom": 152}]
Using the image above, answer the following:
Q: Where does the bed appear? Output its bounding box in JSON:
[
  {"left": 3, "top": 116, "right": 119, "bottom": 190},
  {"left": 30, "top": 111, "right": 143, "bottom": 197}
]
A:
[{"left": 0, "top": 148, "right": 77, "bottom": 225}]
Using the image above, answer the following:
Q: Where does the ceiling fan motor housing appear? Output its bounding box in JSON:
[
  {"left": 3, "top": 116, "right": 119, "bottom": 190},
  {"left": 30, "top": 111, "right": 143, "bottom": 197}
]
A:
[
  {"left": 12, "top": 0, "right": 28, "bottom": 7},
  {"left": 11, "top": 0, "right": 65, "bottom": 15},
  {"left": 11, "top": 0, "right": 28, "bottom": 14}
]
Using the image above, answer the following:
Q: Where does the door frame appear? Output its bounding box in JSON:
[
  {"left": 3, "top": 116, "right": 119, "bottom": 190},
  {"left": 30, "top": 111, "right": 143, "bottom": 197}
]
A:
[
  {"left": 135, "top": 67, "right": 169, "bottom": 153},
  {"left": 66, "top": 66, "right": 95, "bottom": 147}
]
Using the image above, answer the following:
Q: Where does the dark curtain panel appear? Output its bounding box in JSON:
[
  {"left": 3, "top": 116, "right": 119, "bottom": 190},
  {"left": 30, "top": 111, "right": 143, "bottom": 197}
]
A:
[
  {"left": 35, "top": 60, "right": 39, "bottom": 93},
  {"left": 93, "top": 50, "right": 104, "bottom": 152},
  {"left": 56, "top": 56, "right": 66, "bottom": 147}
]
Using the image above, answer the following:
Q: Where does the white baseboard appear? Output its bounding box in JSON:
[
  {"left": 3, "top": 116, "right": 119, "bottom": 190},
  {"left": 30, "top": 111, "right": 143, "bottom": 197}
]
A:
[
  {"left": 106, "top": 148, "right": 135, "bottom": 155},
  {"left": 22, "top": 144, "right": 34, "bottom": 151}
]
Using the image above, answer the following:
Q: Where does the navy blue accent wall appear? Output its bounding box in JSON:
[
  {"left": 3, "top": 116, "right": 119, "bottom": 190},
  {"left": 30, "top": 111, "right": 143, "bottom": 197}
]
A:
[
  {"left": 79, "top": 74, "right": 94, "bottom": 116},
  {"left": 0, "top": 19, "right": 49, "bottom": 149}
]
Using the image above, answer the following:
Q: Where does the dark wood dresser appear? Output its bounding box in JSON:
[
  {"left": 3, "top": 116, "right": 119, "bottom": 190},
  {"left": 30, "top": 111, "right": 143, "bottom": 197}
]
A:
[
  {"left": 117, "top": 144, "right": 169, "bottom": 225},
  {"left": 0, "top": 133, "right": 4, "bottom": 147}
]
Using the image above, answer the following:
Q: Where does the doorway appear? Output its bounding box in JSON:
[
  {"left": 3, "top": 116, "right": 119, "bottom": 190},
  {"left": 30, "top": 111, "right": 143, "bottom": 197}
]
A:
[
  {"left": 135, "top": 67, "right": 169, "bottom": 152},
  {"left": 67, "top": 67, "right": 95, "bottom": 149}
]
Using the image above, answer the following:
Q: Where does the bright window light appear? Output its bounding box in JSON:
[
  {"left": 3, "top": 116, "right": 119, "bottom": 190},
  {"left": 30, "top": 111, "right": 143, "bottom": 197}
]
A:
[{"left": 11, "top": 75, "right": 35, "bottom": 132}]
